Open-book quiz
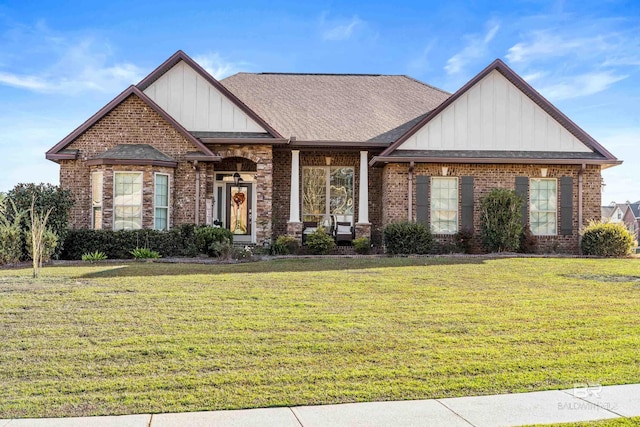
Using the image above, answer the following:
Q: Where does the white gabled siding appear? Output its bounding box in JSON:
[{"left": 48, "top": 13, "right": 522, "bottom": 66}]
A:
[
  {"left": 144, "top": 61, "right": 266, "bottom": 133},
  {"left": 397, "top": 70, "right": 592, "bottom": 153}
]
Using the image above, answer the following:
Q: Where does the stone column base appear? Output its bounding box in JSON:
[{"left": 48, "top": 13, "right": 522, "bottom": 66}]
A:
[
  {"left": 287, "top": 221, "right": 303, "bottom": 243},
  {"left": 355, "top": 223, "right": 371, "bottom": 240}
]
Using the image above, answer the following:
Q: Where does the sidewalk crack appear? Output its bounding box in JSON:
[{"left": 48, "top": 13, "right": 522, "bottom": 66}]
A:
[
  {"left": 435, "top": 399, "right": 476, "bottom": 426},
  {"left": 289, "top": 407, "right": 304, "bottom": 426}
]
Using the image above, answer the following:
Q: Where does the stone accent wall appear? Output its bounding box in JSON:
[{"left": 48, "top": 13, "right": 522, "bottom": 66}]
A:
[
  {"left": 272, "top": 149, "right": 383, "bottom": 244},
  {"left": 207, "top": 145, "right": 273, "bottom": 244},
  {"left": 382, "top": 163, "right": 602, "bottom": 254},
  {"left": 60, "top": 94, "right": 203, "bottom": 230}
]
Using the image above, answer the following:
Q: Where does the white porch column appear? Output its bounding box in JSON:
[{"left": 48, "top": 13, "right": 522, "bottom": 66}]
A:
[
  {"left": 357, "top": 150, "right": 369, "bottom": 224},
  {"left": 289, "top": 150, "right": 301, "bottom": 223}
]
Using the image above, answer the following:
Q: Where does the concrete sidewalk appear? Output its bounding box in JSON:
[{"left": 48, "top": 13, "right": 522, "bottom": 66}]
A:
[{"left": 2, "top": 384, "right": 638, "bottom": 427}]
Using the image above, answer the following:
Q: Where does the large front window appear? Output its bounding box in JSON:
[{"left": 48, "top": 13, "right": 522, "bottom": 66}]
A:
[
  {"left": 114, "top": 172, "right": 143, "bottom": 230},
  {"left": 430, "top": 177, "right": 458, "bottom": 234},
  {"left": 302, "top": 166, "right": 354, "bottom": 225},
  {"left": 530, "top": 178, "right": 557, "bottom": 235}
]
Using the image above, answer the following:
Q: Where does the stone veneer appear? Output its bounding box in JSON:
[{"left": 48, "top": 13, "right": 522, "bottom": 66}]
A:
[{"left": 382, "top": 162, "right": 602, "bottom": 253}]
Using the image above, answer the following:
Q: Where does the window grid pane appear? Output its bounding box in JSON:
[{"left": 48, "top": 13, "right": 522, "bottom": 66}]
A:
[
  {"left": 430, "top": 177, "right": 458, "bottom": 234},
  {"left": 530, "top": 178, "right": 557, "bottom": 235},
  {"left": 154, "top": 174, "right": 169, "bottom": 230},
  {"left": 91, "top": 172, "right": 103, "bottom": 230},
  {"left": 114, "top": 172, "right": 143, "bottom": 231}
]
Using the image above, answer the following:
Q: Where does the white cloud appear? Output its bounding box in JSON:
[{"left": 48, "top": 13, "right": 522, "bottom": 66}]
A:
[
  {"left": 538, "top": 71, "right": 628, "bottom": 101},
  {"left": 192, "top": 53, "right": 248, "bottom": 80},
  {"left": 506, "top": 31, "right": 610, "bottom": 64},
  {"left": 0, "top": 26, "right": 143, "bottom": 95},
  {"left": 445, "top": 20, "right": 500, "bottom": 75},
  {"left": 319, "top": 14, "right": 365, "bottom": 41}
]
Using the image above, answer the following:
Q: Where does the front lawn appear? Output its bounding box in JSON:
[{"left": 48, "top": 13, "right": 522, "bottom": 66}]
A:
[{"left": 1, "top": 257, "right": 639, "bottom": 417}]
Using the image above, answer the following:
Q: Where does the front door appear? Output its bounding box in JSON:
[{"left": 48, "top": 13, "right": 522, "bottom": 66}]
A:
[{"left": 226, "top": 183, "right": 252, "bottom": 243}]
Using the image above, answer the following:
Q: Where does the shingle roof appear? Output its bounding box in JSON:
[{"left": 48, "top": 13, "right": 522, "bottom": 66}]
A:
[
  {"left": 94, "top": 144, "right": 176, "bottom": 162},
  {"left": 220, "top": 73, "right": 450, "bottom": 143}
]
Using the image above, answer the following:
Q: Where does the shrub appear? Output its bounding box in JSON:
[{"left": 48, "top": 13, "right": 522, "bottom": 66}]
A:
[
  {"left": 519, "top": 227, "right": 538, "bottom": 254},
  {"left": 353, "top": 237, "right": 370, "bottom": 255},
  {"left": 7, "top": 183, "right": 74, "bottom": 259},
  {"left": 209, "top": 241, "right": 236, "bottom": 259},
  {"left": 62, "top": 226, "right": 201, "bottom": 260},
  {"left": 305, "top": 227, "right": 336, "bottom": 255},
  {"left": 480, "top": 189, "right": 524, "bottom": 252},
  {"left": 131, "top": 247, "right": 161, "bottom": 259},
  {"left": 453, "top": 228, "right": 474, "bottom": 254},
  {"left": 271, "top": 235, "right": 299, "bottom": 255},
  {"left": 0, "top": 198, "right": 25, "bottom": 264},
  {"left": 195, "top": 226, "right": 234, "bottom": 256},
  {"left": 581, "top": 221, "right": 633, "bottom": 257},
  {"left": 383, "top": 222, "right": 433, "bottom": 255},
  {"left": 81, "top": 251, "right": 107, "bottom": 262}
]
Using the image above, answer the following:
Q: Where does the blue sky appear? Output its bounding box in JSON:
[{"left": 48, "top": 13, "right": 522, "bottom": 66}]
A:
[{"left": 0, "top": 0, "right": 638, "bottom": 204}]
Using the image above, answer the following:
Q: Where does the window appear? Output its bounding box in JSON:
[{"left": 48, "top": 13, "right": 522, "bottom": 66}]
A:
[
  {"left": 430, "top": 177, "right": 458, "bottom": 234},
  {"left": 91, "top": 172, "right": 103, "bottom": 230},
  {"left": 302, "top": 166, "right": 354, "bottom": 225},
  {"left": 114, "top": 172, "right": 143, "bottom": 230},
  {"left": 530, "top": 178, "right": 557, "bottom": 235},
  {"left": 154, "top": 173, "right": 169, "bottom": 230}
]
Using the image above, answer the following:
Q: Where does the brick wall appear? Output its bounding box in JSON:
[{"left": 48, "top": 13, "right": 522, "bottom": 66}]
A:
[
  {"left": 60, "top": 94, "right": 204, "bottom": 229},
  {"left": 382, "top": 162, "right": 602, "bottom": 253}
]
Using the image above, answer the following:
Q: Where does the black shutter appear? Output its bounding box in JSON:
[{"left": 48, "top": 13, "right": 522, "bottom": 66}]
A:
[
  {"left": 560, "top": 176, "right": 574, "bottom": 235},
  {"left": 515, "top": 176, "right": 529, "bottom": 226},
  {"left": 416, "top": 175, "right": 429, "bottom": 225},
  {"left": 461, "top": 176, "right": 474, "bottom": 231}
]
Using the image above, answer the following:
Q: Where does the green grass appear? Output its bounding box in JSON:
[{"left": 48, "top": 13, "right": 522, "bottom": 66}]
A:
[
  {"left": 1, "top": 257, "right": 639, "bottom": 418},
  {"left": 524, "top": 416, "right": 640, "bottom": 426}
]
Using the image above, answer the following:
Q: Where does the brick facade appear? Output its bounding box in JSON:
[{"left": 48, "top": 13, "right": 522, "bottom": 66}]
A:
[{"left": 382, "top": 162, "right": 602, "bottom": 253}]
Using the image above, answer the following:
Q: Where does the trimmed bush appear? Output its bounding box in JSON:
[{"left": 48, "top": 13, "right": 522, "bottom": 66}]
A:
[
  {"left": 271, "top": 235, "right": 299, "bottom": 255},
  {"left": 383, "top": 222, "right": 433, "bottom": 255},
  {"left": 353, "top": 237, "right": 370, "bottom": 255},
  {"left": 453, "top": 228, "right": 474, "bottom": 254},
  {"left": 581, "top": 221, "right": 633, "bottom": 257},
  {"left": 194, "top": 226, "right": 234, "bottom": 256},
  {"left": 305, "top": 227, "right": 336, "bottom": 255},
  {"left": 480, "top": 188, "right": 524, "bottom": 252},
  {"left": 519, "top": 227, "right": 538, "bottom": 254},
  {"left": 62, "top": 225, "right": 201, "bottom": 260}
]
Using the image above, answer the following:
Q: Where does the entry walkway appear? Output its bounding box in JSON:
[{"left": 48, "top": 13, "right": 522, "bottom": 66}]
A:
[{"left": 2, "top": 383, "right": 638, "bottom": 427}]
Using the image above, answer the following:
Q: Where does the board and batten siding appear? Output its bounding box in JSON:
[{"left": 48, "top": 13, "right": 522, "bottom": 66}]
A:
[
  {"left": 397, "top": 70, "right": 592, "bottom": 153},
  {"left": 143, "top": 60, "right": 266, "bottom": 133}
]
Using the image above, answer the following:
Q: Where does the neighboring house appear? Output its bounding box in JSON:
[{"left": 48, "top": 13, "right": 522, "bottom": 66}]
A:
[
  {"left": 46, "top": 50, "right": 621, "bottom": 253},
  {"left": 602, "top": 201, "right": 640, "bottom": 241}
]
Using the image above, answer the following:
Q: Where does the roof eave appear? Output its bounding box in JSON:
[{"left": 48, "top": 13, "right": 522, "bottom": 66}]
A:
[
  {"left": 45, "top": 152, "right": 79, "bottom": 162},
  {"left": 369, "top": 155, "right": 623, "bottom": 168},
  {"left": 200, "top": 137, "right": 289, "bottom": 145},
  {"left": 289, "top": 140, "right": 390, "bottom": 149},
  {"left": 86, "top": 158, "right": 178, "bottom": 168}
]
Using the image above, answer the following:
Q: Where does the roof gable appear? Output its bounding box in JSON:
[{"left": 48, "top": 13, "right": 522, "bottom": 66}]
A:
[
  {"left": 46, "top": 86, "right": 216, "bottom": 160},
  {"left": 138, "top": 51, "right": 281, "bottom": 138},
  {"left": 379, "top": 59, "right": 620, "bottom": 164}
]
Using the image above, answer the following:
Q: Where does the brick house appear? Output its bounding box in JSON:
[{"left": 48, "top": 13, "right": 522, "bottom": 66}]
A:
[{"left": 46, "top": 50, "right": 621, "bottom": 253}]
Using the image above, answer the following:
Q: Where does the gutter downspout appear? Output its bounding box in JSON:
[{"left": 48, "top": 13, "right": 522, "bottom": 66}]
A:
[
  {"left": 408, "top": 161, "right": 415, "bottom": 221},
  {"left": 578, "top": 163, "right": 585, "bottom": 248},
  {"left": 194, "top": 160, "right": 200, "bottom": 225}
]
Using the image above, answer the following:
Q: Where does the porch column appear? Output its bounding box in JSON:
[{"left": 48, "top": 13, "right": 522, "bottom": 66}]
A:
[
  {"left": 289, "top": 150, "right": 301, "bottom": 223},
  {"left": 357, "top": 151, "right": 369, "bottom": 224}
]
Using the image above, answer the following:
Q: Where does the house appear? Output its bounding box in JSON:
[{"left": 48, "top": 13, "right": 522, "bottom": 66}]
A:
[
  {"left": 602, "top": 201, "right": 640, "bottom": 242},
  {"left": 46, "top": 50, "right": 621, "bottom": 253}
]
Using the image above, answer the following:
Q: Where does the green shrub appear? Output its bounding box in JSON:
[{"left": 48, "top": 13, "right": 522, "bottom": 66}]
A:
[
  {"left": 581, "top": 221, "right": 633, "bottom": 257},
  {"left": 353, "top": 237, "right": 370, "bottom": 255},
  {"left": 0, "top": 198, "right": 25, "bottom": 264},
  {"left": 195, "top": 226, "right": 234, "bottom": 256},
  {"left": 519, "top": 227, "right": 538, "bottom": 254},
  {"left": 383, "top": 222, "right": 433, "bottom": 255},
  {"left": 81, "top": 251, "right": 108, "bottom": 262},
  {"left": 7, "top": 183, "right": 74, "bottom": 259},
  {"left": 26, "top": 229, "right": 58, "bottom": 264},
  {"left": 131, "top": 247, "right": 161, "bottom": 259},
  {"left": 453, "top": 228, "right": 474, "bottom": 254},
  {"left": 209, "top": 241, "right": 235, "bottom": 259},
  {"left": 480, "top": 188, "right": 524, "bottom": 252},
  {"left": 271, "top": 235, "right": 299, "bottom": 255},
  {"left": 62, "top": 226, "right": 201, "bottom": 260},
  {"left": 305, "top": 227, "right": 336, "bottom": 255}
]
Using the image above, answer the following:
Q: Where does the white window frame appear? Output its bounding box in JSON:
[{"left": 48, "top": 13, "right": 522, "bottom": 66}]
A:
[
  {"left": 113, "top": 172, "right": 143, "bottom": 231},
  {"left": 430, "top": 177, "right": 459, "bottom": 235},
  {"left": 530, "top": 178, "right": 558, "bottom": 236},
  {"left": 154, "top": 173, "right": 170, "bottom": 231},
  {"left": 91, "top": 171, "right": 103, "bottom": 230}
]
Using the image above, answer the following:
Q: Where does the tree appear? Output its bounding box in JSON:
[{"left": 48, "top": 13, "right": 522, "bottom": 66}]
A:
[
  {"left": 28, "top": 197, "right": 57, "bottom": 278},
  {"left": 480, "top": 188, "right": 525, "bottom": 252}
]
